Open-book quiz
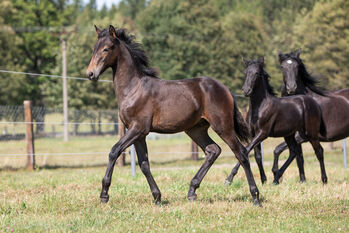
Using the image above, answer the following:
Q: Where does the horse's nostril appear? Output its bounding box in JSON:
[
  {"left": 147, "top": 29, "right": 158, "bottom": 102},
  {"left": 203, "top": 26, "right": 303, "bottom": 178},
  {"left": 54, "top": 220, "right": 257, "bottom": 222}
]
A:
[{"left": 86, "top": 71, "right": 94, "bottom": 79}]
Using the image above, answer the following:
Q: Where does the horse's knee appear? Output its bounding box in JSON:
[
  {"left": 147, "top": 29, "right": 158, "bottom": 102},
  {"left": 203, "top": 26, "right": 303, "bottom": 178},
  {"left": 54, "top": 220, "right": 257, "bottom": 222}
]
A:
[
  {"left": 205, "top": 144, "right": 221, "bottom": 163},
  {"left": 274, "top": 146, "right": 283, "bottom": 157},
  {"left": 109, "top": 148, "right": 120, "bottom": 161},
  {"left": 140, "top": 161, "right": 150, "bottom": 175}
]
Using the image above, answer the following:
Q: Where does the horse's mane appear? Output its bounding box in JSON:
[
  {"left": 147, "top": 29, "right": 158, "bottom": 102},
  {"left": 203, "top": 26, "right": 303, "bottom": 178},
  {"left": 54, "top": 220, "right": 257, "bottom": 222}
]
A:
[
  {"left": 263, "top": 70, "right": 276, "bottom": 96},
  {"left": 99, "top": 28, "right": 158, "bottom": 78},
  {"left": 279, "top": 52, "right": 327, "bottom": 96}
]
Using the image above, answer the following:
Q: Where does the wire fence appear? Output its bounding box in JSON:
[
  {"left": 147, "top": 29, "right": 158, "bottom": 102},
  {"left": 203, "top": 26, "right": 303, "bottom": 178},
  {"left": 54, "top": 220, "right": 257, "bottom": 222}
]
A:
[{"left": 0, "top": 69, "right": 347, "bottom": 170}]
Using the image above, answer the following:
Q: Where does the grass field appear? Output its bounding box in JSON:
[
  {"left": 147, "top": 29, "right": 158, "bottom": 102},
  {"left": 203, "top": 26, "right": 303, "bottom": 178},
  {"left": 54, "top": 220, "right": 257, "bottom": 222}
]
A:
[{"left": 0, "top": 135, "right": 348, "bottom": 232}]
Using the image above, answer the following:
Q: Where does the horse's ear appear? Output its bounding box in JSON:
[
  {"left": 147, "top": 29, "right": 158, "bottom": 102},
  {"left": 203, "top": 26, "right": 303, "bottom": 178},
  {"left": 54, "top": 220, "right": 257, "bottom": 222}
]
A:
[
  {"left": 242, "top": 57, "right": 249, "bottom": 66},
  {"left": 295, "top": 48, "right": 301, "bottom": 58},
  {"left": 278, "top": 51, "right": 283, "bottom": 63},
  {"left": 258, "top": 56, "right": 265, "bottom": 64},
  {"left": 94, "top": 24, "right": 101, "bottom": 36},
  {"left": 109, "top": 25, "right": 117, "bottom": 39}
]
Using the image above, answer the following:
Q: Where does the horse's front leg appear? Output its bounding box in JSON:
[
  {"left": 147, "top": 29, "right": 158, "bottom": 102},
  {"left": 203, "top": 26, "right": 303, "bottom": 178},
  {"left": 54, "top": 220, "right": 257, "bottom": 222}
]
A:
[
  {"left": 100, "top": 125, "right": 144, "bottom": 203},
  {"left": 245, "top": 131, "right": 267, "bottom": 154},
  {"left": 254, "top": 143, "right": 267, "bottom": 184}
]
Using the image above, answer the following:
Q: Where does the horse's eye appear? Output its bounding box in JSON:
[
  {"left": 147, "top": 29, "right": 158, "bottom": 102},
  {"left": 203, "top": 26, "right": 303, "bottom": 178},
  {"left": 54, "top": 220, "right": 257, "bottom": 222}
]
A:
[{"left": 103, "top": 48, "right": 109, "bottom": 52}]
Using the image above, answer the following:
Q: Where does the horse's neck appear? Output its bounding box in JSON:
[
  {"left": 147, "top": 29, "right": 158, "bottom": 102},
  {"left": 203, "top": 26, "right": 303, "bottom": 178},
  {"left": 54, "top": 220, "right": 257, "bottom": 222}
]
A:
[
  {"left": 113, "top": 44, "right": 142, "bottom": 104},
  {"left": 250, "top": 79, "right": 271, "bottom": 113}
]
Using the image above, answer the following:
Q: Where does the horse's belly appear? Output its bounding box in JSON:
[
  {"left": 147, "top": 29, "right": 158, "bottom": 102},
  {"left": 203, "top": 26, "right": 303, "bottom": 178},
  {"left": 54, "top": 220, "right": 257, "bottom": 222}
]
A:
[
  {"left": 151, "top": 108, "right": 202, "bottom": 133},
  {"left": 270, "top": 115, "right": 302, "bottom": 137},
  {"left": 319, "top": 99, "right": 349, "bottom": 141}
]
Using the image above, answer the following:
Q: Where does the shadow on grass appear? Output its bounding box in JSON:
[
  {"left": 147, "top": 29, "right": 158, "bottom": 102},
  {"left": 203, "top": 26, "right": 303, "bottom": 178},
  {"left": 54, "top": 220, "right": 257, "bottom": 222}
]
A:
[{"left": 200, "top": 193, "right": 267, "bottom": 205}]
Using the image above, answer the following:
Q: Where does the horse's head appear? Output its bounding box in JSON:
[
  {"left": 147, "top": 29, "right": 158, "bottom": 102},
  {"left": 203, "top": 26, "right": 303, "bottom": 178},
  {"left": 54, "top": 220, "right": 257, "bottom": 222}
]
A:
[
  {"left": 278, "top": 49, "right": 302, "bottom": 94},
  {"left": 86, "top": 25, "right": 120, "bottom": 81},
  {"left": 242, "top": 57, "right": 265, "bottom": 97}
]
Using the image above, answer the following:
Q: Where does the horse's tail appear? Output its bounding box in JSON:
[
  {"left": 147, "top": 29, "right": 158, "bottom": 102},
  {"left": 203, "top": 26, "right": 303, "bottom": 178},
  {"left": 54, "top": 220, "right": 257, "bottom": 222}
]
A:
[{"left": 233, "top": 99, "right": 250, "bottom": 144}]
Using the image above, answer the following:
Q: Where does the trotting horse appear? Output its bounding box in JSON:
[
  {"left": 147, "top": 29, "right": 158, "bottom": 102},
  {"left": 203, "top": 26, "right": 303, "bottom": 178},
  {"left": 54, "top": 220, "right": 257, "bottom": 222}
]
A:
[
  {"left": 86, "top": 25, "right": 261, "bottom": 205},
  {"left": 225, "top": 57, "right": 327, "bottom": 185},
  {"left": 272, "top": 49, "right": 349, "bottom": 183}
]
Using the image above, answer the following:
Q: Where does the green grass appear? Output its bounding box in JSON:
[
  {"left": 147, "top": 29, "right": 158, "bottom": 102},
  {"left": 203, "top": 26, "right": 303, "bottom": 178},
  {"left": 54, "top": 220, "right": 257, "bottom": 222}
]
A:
[
  {"left": 0, "top": 162, "right": 348, "bottom": 232},
  {"left": 0, "top": 135, "right": 348, "bottom": 232}
]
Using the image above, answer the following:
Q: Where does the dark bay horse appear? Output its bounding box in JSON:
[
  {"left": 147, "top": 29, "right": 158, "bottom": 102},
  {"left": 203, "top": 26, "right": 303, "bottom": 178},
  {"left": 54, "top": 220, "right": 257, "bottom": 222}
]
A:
[
  {"left": 272, "top": 49, "right": 349, "bottom": 182},
  {"left": 225, "top": 57, "right": 327, "bottom": 184},
  {"left": 86, "top": 25, "right": 261, "bottom": 205}
]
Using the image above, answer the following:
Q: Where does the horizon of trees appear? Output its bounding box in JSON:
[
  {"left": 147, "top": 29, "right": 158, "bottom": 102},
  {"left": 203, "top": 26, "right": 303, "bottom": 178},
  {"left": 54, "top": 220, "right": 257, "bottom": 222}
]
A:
[{"left": 0, "top": 0, "right": 348, "bottom": 113}]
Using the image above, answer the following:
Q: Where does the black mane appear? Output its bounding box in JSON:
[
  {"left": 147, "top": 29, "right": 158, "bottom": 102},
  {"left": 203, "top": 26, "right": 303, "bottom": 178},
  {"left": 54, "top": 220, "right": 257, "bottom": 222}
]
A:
[
  {"left": 262, "top": 69, "right": 276, "bottom": 96},
  {"left": 99, "top": 28, "right": 158, "bottom": 78},
  {"left": 279, "top": 52, "right": 327, "bottom": 96}
]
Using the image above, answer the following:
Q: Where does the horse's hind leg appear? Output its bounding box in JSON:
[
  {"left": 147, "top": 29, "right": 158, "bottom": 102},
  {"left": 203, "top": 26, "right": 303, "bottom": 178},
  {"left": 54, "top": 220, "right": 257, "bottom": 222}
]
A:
[
  {"left": 273, "top": 136, "right": 300, "bottom": 184},
  {"left": 225, "top": 143, "right": 266, "bottom": 185},
  {"left": 134, "top": 137, "right": 161, "bottom": 204},
  {"left": 295, "top": 146, "right": 306, "bottom": 183},
  {"left": 217, "top": 131, "right": 261, "bottom": 206},
  {"left": 295, "top": 132, "right": 308, "bottom": 183},
  {"left": 309, "top": 140, "right": 327, "bottom": 184},
  {"left": 272, "top": 142, "right": 287, "bottom": 177},
  {"left": 185, "top": 123, "right": 221, "bottom": 201}
]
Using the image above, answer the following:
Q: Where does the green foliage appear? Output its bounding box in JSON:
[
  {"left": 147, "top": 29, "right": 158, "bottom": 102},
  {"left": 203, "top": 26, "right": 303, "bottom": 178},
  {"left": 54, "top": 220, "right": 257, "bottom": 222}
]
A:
[
  {"left": 137, "top": 0, "right": 222, "bottom": 81},
  {"left": 0, "top": 0, "right": 347, "bottom": 110},
  {"left": 292, "top": 0, "right": 349, "bottom": 89}
]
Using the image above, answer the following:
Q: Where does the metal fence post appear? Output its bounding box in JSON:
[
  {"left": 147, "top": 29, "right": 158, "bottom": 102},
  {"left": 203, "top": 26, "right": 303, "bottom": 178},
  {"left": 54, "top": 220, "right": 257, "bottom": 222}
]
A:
[
  {"left": 24, "top": 100, "right": 35, "bottom": 170},
  {"left": 260, "top": 141, "right": 264, "bottom": 164},
  {"left": 343, "top": 139, "right": 347, "bottom": 169},
  {"left": 130, "top": 145, "right": 136, "bottom": 177}
]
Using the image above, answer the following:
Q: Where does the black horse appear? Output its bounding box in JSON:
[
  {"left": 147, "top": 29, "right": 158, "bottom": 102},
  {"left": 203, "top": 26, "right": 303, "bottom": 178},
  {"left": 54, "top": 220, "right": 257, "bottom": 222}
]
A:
[
  {"left": 86, "top": 25, "right": 261, "bottom": 205},
  {"left": 226, "top": 57, "right": 327, "bottom": 184},
  {"left": 272, "top": 49, "right": 349, "bottom": 182}
]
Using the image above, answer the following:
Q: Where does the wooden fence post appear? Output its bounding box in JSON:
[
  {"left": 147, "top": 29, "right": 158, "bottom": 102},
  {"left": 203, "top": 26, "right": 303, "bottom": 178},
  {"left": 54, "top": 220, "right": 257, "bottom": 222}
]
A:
[
  {"left": 191, "top": 140, "right": 199, "bottom": 160},
  {"left": 24, "top": 100, "right": 35, "bottom": 170},
  {"left": 117, "top": 113, "right": 126, "bottom": 166}
]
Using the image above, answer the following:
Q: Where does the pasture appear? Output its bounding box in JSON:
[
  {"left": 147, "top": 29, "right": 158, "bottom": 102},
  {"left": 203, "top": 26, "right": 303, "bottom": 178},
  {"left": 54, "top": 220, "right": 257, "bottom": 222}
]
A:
[{"left": 0, "top": 136, "right": 348, "bottom": 232}]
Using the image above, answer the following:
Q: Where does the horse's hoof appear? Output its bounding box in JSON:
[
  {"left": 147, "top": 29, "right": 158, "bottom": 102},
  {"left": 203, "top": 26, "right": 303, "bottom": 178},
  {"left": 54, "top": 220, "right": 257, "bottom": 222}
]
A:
[
  {"left": 188, "top": 194, "right": 197, "bottom": 202},
  {"left": 253, "top": 199, "right": 262, "bottom": 207},
  {"left": 261, "top": 178, "right": 267, "bottom": 185},
  {"left": 224, "top": 179, "right": 232, "bottom": 186},
  {"left": 322, "top": 177, "right": 328, "bottom": 184},
  {"left": 100, "top": 196, "right": 109, "bottom": 204},
  {"left": 272, "top": 180, "right": 279, "bottom": 185},
  {"left": 299, "top": 179, "right": 306, "bottom": 183},
  {"left": 155, "top": 200, "right": 161, "bottom": 205}
]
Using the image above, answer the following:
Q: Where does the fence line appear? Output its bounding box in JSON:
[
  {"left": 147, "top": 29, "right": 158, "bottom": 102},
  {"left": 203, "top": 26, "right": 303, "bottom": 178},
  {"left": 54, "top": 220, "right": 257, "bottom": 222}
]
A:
[
  {"left": 0, "top": 151, "right": 244, "bottom": 157},
  {"left": 0, "top": 69, "right": 113, "bottom": 83},
  {"left": 0, "top": 121, "right": 119, "bottom": 125}
]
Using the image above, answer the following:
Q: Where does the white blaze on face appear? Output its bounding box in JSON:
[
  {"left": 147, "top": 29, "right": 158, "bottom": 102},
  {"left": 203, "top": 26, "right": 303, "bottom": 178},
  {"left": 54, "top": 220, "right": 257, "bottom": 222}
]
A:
[{"left": 287, "top": 59, "right": 293, "bottom": 64}]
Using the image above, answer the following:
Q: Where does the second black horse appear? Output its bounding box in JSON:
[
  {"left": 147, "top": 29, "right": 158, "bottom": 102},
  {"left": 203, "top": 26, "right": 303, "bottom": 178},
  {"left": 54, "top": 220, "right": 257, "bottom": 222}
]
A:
[{"left": 225, "top": 57, "right": 327, "bottom": 185}]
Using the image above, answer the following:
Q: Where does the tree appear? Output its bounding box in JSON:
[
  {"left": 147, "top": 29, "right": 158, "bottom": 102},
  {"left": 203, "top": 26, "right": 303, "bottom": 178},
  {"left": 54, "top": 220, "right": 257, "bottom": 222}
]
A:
[
  {"left": 137, "top": 0, "right": 223, "bottom": 81},
  {"left": 118, "top": 0, "right": 148, "bottom": 19},
  {"left": 209, "top": 12, "right": 268, "bottom": 95},
  {"left": 292, "top": 0, "right": 349, "bottom": 90}
]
